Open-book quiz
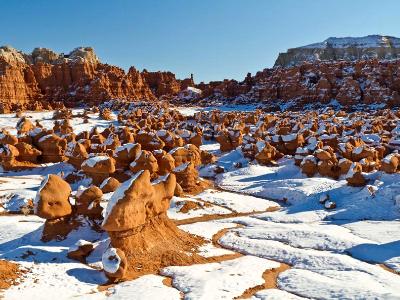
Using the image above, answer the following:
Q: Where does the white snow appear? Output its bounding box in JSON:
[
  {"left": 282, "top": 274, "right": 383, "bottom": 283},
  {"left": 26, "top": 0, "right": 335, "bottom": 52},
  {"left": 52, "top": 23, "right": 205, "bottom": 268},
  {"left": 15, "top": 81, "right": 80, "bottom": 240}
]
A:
[
  {"left": 167, "top": 196, "right": 232, "bottom": 220},
  {"left": 219, "top": 227, "right": 400, "bottom": 299},
  {"left": 68, "top": 239, "right": 92, "bottom": 253},
  {"left": 179, "top": 221, "right": 237, "bottom": 257},
  {"left": 196, "top": 189, "right": 279, "bottom": 213},
  {"left": 251, "top": 289, "right": 306, "bottom": 300},
  {"left": 102, "top": 247, "right": 121, "bottom": 274},
  {"left": 161, "top": 256, "right": 280, "bottom": 300},
  {"left": 301, "top": 35, "right": 400, "bottom": 49},
  {"left": 104, "top": 275, "right": 181, "bottom": 300},
  {"left": 82, "top": 156, "right": 109, "bottom": 168}
]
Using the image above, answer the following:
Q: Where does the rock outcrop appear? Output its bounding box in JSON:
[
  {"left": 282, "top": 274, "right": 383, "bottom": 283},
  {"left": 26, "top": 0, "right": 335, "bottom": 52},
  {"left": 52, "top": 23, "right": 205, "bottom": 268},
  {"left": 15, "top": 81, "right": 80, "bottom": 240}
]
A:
[
  {"left": 35, "top": 174, "right": 75, "bottom": 242},
  {"left": 0, "top": 46, "right": 194, "bottom": 111},
  {"left": 190, "top": 58, "right": 400, "bottom": 110},
  {"left": 3, "top": 38, "right": 400, "bottom": 112},
  {"left": 101, "top": 170, "right": 205, "bottom": 280},
  {"left": 275, "top": 35, "right": 400, "bottom": 67}
]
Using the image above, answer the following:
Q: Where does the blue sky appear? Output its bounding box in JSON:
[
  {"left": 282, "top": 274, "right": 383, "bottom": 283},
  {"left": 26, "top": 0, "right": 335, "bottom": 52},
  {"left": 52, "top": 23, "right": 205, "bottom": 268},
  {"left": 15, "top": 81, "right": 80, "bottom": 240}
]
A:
[{"left": 1, "top": 0, "right": 400, "bottom": 82}]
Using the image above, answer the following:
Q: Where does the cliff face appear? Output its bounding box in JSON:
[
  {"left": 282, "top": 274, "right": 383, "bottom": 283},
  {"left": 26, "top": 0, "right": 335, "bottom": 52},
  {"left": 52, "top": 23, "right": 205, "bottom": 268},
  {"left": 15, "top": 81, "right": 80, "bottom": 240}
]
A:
[
  {"left": 141, "top": 70, "right": 194, "bottom": 98},
  {"left": 275, "top": 35, "right": 400, "bottom": 67},
  {"left": 0, "top": 46, "right": 192, "bottom": 112},
  {"left": 190, "top": 59, "right": 400, "bottom": 110}
]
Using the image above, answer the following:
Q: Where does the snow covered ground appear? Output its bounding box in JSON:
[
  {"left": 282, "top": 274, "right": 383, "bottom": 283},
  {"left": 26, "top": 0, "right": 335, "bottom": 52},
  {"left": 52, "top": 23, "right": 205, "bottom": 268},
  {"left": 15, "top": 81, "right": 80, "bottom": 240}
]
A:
[
  {"left": 0, "top": 109, "right": 117, "bottom": 136},
  {"left": 1, "top": 108, "right": 400, "bottom": 299}
]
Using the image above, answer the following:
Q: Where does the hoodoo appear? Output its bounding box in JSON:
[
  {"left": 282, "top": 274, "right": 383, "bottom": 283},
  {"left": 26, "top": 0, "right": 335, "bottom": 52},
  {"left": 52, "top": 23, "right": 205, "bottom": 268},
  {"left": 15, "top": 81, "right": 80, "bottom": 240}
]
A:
[{"left": 101, "top": 170, "right": 205, "bottom": 280}]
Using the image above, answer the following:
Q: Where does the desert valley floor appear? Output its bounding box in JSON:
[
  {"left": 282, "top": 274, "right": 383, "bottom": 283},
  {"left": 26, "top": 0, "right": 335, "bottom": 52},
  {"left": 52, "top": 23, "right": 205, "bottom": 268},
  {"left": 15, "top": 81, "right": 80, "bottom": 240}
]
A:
[{"left": 0, "top": 106, "right": 400, "bottom": 300}]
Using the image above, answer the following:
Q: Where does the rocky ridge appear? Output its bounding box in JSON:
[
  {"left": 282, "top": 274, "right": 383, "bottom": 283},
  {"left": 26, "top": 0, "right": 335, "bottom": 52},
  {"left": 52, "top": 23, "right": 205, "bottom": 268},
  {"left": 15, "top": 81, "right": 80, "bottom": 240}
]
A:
[
  {"left": 2, "top": 37, "right": 400, "bottom": 112},
  {"left": 0, "top": 46, "right": 193, "bottom": 113},
  {"left": 275, "top": 35, "right": 400, "bottom": 67},
  {"left": 185, "top": 59, "right": 400, "bottom": 110}
]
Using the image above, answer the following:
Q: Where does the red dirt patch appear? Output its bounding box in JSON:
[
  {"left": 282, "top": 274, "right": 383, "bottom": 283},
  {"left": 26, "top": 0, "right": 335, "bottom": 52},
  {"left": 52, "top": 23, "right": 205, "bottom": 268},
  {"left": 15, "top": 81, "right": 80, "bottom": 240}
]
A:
[
  {"left": 0, "top": 260, "right": 25, "bottom": 290},
  {"left": 236, "top": 263, "right": 291, "bottom": 298}
]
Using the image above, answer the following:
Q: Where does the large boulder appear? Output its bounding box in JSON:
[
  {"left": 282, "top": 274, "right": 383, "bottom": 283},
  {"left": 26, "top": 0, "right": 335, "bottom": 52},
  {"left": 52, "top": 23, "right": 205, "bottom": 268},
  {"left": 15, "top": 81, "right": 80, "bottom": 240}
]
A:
[
  {"left": 101, "top": 170, "right": 205, "bottom": 280},
  {"left": 81, "top": 156, "right": 116, "bottom": 185},
  {"left": 35, "top": 174, "right": 72, "bottom": 220}
]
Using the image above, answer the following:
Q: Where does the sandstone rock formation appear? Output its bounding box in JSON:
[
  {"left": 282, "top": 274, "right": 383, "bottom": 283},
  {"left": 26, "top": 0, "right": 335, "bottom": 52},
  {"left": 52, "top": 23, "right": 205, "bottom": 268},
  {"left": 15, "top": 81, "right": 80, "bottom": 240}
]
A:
[
  {"left": 101, "top": 170, "right": 204, "bottom": 280},
  {"left": 35, "top": 174, "right": 75, "bottom": 242},
  {"left": 35, "top": 174, "right": 72, "bottom": 219},
  {"left": 100, "top": 177, "right": 121, "bottom": 193},
  {"left": 275, "top": 35, "right": 400, "bottom": 67},
  {"left": 75, "top": 185, "right": 103, "bottom": 217},
  {"left": 81, "top": 156, "right": 116, "bottom": 185},
  {"left": 0, "top": 46, "right": 195, "bottom": 111},
  {"left": 67, "top": 240, "right": 94, "bottom": 263}
]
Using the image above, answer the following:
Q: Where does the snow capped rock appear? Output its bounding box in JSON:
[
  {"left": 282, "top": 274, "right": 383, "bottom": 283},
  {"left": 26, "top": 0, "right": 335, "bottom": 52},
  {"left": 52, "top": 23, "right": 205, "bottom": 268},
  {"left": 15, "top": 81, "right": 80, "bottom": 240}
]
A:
[{"left": 276, "top": 35, "right": 400, "bottom": 67}]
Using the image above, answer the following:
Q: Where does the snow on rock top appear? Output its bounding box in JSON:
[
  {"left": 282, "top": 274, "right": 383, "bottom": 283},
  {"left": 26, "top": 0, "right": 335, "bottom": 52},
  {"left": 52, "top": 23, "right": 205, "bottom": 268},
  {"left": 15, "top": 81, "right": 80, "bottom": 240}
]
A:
[
  {"left": 102, "top": 170, "right": 144, "bottom": 224},
  {"left": 301, "top": 35, "right": 400, "bottom": 49},
  {"left": 68, "top": 239, "right": 92, "bottom": 253},
  {"left": 275, "top": 35, "right": 400, "bottom": 67},
  {"left": 102, "top": 247, "right": 121, "bottom": 274},
  {"left": 82, "top": 156, "right": 109, "bottom": 168}
]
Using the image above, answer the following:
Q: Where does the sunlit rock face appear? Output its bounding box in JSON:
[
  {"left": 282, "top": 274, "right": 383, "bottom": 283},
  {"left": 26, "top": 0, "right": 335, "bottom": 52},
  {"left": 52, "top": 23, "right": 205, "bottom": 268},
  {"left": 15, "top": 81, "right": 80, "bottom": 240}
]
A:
[{"left": 0, "top": 46, "right": 194, "bottom": 112}]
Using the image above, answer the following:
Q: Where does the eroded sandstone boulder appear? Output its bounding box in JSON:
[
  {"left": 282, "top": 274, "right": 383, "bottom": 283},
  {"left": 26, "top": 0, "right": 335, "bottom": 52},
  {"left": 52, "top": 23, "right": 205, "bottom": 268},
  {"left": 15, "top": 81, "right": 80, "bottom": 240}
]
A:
[
  {"left": 81, "top": 156, "right": 116, "bottom": 185},
  {"left": 101, "top": 170, "right": 204, "bottom": 280}
]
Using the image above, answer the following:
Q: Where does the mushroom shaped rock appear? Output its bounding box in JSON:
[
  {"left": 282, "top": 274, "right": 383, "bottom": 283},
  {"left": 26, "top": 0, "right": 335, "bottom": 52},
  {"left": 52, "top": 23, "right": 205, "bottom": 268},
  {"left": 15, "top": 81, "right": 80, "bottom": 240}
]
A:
[
  {"left": 35, "top": 174, "right": 72, "bottom": 220},
  {"left": 216, "top": 129, "right": 243, "bottom": 152},
  {"left": 81, "top": 156, "right": 116, "bottom": 185},
  {"left": 16, "top": 117, "right": 34, "bottom": 134},
  {"left": 101, "top": 170, "right": 204, "bottom": 279},
  {"left": 102, "top": 170, "right": 168, "bottom": 231},
  {"left": 37, "top": 133, "right": 67, "bottom": 163},
  {"left": 35, "top": 175, "right": 77, "bottom": 242},
  {"left": 65, "top": 142, "right": 89, "bottom": 169},
  {"left": 75, "top": 185, "right": 103, "bottom": 217},
  {"left": 380, "top": 153, "right": 399, "bottom": 173},
  {"left": 158, "top": 153, "right": 175, "bottom": 176},
  {"left": 15, "top": 142, "right": 42, "bottom": 163},
  {"left": 300, "top": 155, "right": 318, "bottom": 177},
  {"left": 129, "top": 150, "right": 159, "bottom": 178},
  {"left": 100, "top": 177, "right": 121, "bottom": 193},
  {"left": 346, "top": 162, "right": 367, "bottom": 187},
  {"left": 113, "top": 143, "right": 141, "bottom": 170}
]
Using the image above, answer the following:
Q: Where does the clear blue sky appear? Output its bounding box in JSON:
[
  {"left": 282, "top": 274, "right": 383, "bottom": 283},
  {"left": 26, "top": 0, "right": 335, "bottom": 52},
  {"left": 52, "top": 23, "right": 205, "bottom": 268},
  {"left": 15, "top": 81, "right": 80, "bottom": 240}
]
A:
[{"left": 1, "top": 0, "right": 399, "bottom": 82}]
